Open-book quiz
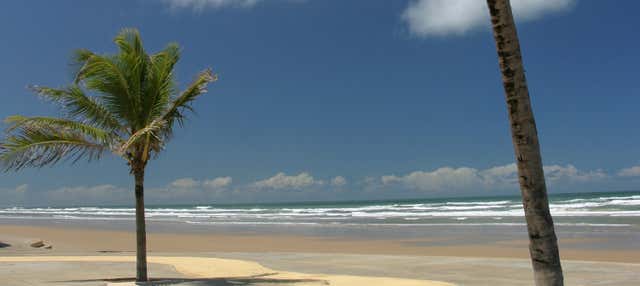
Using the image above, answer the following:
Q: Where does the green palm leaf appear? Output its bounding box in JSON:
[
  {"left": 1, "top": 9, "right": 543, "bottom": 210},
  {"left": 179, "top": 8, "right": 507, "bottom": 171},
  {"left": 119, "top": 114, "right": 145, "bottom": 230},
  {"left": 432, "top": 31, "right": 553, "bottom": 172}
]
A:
[
  {"left": 5, "top": 115, "right": 116, "bottom": 144},
  {"left": 118, "top": 118, "right": 167, "bottom": 156},
  {"left": 164, "top": 69, "right": 216, "bottom": 127},
  {"left": 75, "top": 53, "right": 137, "bottom": 126},
  {"left": 0, "top": 124, "right": 106, "bottom": 171},
  {"left": 32, "top": 85, "right": 121, "bottom": 131}
]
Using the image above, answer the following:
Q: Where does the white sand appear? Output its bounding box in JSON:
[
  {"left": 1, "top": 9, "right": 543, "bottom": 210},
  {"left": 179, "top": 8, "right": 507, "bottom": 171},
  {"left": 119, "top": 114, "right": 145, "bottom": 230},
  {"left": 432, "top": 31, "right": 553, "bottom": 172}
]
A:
[{"left": 0, "top": 256, "right": 454, "bottom": 286}]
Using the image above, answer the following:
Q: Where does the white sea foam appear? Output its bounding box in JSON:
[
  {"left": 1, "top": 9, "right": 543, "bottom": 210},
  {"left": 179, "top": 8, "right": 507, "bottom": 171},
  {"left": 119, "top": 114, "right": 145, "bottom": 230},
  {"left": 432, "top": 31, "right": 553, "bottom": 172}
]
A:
[
  {"left": 445, "top": 200, "right": 511, "bottom": 206},
  {"left": 2, "top": 193, "right": 639, "bottom": 225}
]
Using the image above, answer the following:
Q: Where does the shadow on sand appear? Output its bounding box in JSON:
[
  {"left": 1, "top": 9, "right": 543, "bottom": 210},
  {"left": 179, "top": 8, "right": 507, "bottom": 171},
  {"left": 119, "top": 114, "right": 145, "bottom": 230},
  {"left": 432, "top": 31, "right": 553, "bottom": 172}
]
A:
[
  {"left": 58, "top": 273, "right": 329, "bottom": 285},
  {"left": 0, "top": 242, "right": 10, "bottom": 248}
]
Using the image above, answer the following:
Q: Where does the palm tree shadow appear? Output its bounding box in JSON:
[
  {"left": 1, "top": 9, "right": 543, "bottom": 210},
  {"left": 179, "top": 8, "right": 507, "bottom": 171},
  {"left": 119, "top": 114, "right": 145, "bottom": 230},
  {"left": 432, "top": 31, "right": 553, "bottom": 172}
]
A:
[{"left": 57, "top": 273, "right": 329, "bottom": 285}]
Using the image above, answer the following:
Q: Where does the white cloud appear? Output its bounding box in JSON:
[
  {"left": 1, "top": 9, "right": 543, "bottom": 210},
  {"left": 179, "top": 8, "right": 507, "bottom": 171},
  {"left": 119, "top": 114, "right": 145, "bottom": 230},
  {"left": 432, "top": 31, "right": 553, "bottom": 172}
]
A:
[
  {"left": 617, "top": 166, "right": 640, "bottom": 177},
  {"left": 382, "top": 167, "right": 482, "bottom": 192},
  {"left": 402, "top": 0, "right": 576, "bottom": 37},
  {"left": 0, "top": 162, "right": 620, "bottom": 206},
  {"left": 15, "top": 184, "right": 28, "bottom": 192},
  {"left": 170, "top": 177, "right": 200, "bottom": 189},
  {"left": 331, "top": 176, "right": 347, "bottom": 187},
  {"left": 169, "top": 176, "right": 234, "bottom": 190},
  {"left": 203, "top": 176, "right": 233, "bottom": 189},
  {"left": 253, "top": 172, "right": 317, "bottom": 190},
  {"left": 165, "top": 0, "right": 262, "bottom": 10},
  {"left": 150, "top": 176, "right": 231, "bottom": 203},
  {"left": 45, "top": 184, "right": 130, "bottom": 206},
  {"left": 479, "top": 163, "right": 519, "bottom": 186},
  {"left": 0, "top": 184, "right": 29, "bottom": 206},
  {"left": 544, "top": 164, "right": 606, "bottom": 182},
  {"left": 382, "top": 163, "right": 604, "bottom": 192}
]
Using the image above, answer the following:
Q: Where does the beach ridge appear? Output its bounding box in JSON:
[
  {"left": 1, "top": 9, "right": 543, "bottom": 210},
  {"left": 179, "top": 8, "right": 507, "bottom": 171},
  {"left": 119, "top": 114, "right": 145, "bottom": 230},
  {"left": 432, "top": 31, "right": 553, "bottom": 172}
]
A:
[{"left": 0, "top": 256, "right": 454, "bottom": 286}]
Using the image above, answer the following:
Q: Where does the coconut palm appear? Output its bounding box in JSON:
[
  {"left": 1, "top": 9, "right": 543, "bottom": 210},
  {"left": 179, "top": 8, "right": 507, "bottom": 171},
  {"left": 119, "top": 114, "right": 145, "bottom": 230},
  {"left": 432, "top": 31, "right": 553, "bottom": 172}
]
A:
[
  {"left": 0, "top": 28, "right": 216, "bottom": 282},
  {"left": 485, "top": 0, "right": 564, "bottom": 285}
]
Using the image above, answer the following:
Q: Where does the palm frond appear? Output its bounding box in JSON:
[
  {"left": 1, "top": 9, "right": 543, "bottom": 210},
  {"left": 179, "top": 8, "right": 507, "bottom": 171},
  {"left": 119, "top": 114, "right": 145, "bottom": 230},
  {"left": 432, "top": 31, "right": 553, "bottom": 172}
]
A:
[
  {"left": 114, "top": 28, "right": 150, "bottom": 130},
  {"left": 74, "top": 52, "right": 138, "bottom": 127},
  {"left": 117, "top": 118, "right": 167, "bottom": 157},
  {"left": 31, "top": 85, "right": 122, "bottom": 131},
  {"left": 142, "top": 43, "right": 180, "bottom": 124},
  {"left": 0, "top": 124, "right": 106, "bottom": 171},
  {"left": 114, "top": 28, "right": 144, "bottom": 57},
  {"left": 4, "top": 115, "right": 117, "bottom": 146},
  {"left": 163, "top": 69, "right": 216, "bottom": 127}
]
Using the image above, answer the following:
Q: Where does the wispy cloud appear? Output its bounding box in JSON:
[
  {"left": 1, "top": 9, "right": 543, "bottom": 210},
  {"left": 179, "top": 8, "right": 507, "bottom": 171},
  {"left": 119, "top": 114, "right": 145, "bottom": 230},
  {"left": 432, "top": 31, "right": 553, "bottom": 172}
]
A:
[
  {"left": 1, "top": 162, "right": 632, "bottom": 207},
  {"left": 402, "top": 0, "right": 576, "bottom": 37},
  {"left": 330, "top": 176, "right": 347, "bottom": 187},
  {"left": 617, "top": 166, "right": 640, "bottom": 177},
  {"left": 22, "top": 176, "right": 235, "bottom": 206},
  {"left": 382, "top": 167, "right": 483, "bottom": 192},
  {"left": 169, "top": 176, "right": 233, "bottom": 190},
  {"left": 381, "top": 163, "right": 605, "bottom": 193},
  {"left": 0, "top": 184, "right": 29, "bottom": 206},
  {"left": 153, "top": 176, "right": 235, "bottom": 203},
  {"left": 203, "top": 176, "right": 233, "bottom": 189},
  {"left": 164, "top": 0, "right": 262, "bottom": 11},
  {"left": 544, "top": 164, "right": 607, "bottom": 182},
  {"left": 45, "top": 184, "right": 130, "bottom": 206},
  {"left": 170, "top": 177, "right": 200, "bottom": 189},
  {"left": 252, "top": 172, "right": 318, "bottom": 190}
]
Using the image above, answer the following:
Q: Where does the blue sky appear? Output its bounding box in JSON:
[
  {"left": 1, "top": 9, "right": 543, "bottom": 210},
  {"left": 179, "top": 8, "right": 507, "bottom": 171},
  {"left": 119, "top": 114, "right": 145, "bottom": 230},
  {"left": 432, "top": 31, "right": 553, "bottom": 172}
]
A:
[{"left": 1, "top": 0, "right": 639, "bottom": 206}]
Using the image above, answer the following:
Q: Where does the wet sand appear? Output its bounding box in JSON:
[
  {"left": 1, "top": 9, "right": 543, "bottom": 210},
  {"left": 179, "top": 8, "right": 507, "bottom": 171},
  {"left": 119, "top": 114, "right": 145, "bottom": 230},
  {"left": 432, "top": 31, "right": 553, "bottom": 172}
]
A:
[
  {"left": 0, "top": 224, "right": 638, "bottom": 263},
  {"left": 0, "top": 223, "right": 639, "bottom": 285},
  {"left": 0, "top": 256, "right": 454, "bottom": 286}
]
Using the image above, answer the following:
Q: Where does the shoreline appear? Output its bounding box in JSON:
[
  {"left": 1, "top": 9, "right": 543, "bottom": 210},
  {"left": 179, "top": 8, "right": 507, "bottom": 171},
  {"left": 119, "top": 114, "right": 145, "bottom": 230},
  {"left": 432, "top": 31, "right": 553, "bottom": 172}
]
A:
[
  {"left": 1, "top": 223, "right": 638, "bottom": 263},
  {"left": 0, "top": 256, "right": 454, "bottom": 286},
  {"left": 1, "top": 223, "right": 639, "bottom": 285}
]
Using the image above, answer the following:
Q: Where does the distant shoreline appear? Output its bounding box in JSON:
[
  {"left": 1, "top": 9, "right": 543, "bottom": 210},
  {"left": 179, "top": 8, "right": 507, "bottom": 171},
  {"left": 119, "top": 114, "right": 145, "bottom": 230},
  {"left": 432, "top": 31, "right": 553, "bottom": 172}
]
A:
[
  {"left": 1, "top": 191, "right": 637, "bottom": 231},
  {"left": 1, "top": 222, "right": 638, "bottom": 263},
  {"left": 3, "top": 189, "right": 638, "bottom": 209}
]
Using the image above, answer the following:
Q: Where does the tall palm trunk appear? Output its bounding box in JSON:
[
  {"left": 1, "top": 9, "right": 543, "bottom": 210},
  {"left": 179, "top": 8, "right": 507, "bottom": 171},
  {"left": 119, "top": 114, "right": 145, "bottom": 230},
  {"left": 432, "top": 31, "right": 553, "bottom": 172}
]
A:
[
  {"left": 134, "top": 167, "right": 148, "bottom": 282},
  {"left": 486, "top": 0, "right": 563, "bottom": 285}
]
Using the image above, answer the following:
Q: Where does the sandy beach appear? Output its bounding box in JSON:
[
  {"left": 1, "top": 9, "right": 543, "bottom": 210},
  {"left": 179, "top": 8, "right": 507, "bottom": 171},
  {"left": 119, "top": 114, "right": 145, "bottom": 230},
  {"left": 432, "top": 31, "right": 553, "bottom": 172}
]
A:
[
  {"left": 2, "top": 0, "right": 640, "bottom": 285},
  {"left": 1, "top": 223, "right": 638, "bottom": 285},
  {"left": 0, "top": 224, "right": 639, "bottom": 263}
]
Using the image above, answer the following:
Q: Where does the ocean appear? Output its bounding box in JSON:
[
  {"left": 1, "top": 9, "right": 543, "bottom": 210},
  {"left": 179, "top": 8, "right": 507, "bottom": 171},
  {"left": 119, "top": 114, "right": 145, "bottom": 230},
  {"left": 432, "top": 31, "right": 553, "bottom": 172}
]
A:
[{"left": 1, "top": 191, "right": 638, "bottom": 229}]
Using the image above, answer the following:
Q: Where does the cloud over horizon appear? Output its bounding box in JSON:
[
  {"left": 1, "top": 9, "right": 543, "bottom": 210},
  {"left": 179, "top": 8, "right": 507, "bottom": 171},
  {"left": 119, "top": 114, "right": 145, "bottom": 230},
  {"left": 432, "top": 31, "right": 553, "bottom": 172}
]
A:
[
  {"left": 331, "top": 176, "right": 347, "bottom": 187},
  {"left": 0, "top": 184, "right": 28, "bottom": 206},
  {"left": 402, "top": 0, "right": 576, "bottom": 37},
  {"left": 252, "top": 172, "right": 319, "bottom": 190},
  {"left": 165, "top": 0, "right": 262, "bottom": 10},
  {"left": 2, "top": 163, "right": 638, "bottom": 207},
  {"left": 381, "top": 163, "right": 607, "bottom": 193},
  {"left": 203, "top": 176, "right": 233, "bottom": 189},
  {"left": 44, "top": 184, "right": 130, "bottom": 206},
  {"left": 170, "top": 177, "right": 200, "bottom": 189},
  {"left": 618, "top": 166, "right": 640, "bottom": 177}
]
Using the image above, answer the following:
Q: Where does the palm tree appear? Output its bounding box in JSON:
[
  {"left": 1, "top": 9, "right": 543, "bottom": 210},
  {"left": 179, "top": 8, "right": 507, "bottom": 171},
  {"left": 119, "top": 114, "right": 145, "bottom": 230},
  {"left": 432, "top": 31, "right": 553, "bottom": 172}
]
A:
[
  {"left": 485, "top": 0, "right": 563, "bottom": 285},
  {"left": 0, "top": 28, "right": 216, "bottom": 282}
]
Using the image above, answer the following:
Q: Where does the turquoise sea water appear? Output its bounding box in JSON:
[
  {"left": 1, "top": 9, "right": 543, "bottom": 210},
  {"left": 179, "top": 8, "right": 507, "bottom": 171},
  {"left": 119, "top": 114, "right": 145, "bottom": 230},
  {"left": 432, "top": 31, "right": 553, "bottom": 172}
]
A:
[{"left": 1, "top": 191, "right": 638, "bottom": 228}]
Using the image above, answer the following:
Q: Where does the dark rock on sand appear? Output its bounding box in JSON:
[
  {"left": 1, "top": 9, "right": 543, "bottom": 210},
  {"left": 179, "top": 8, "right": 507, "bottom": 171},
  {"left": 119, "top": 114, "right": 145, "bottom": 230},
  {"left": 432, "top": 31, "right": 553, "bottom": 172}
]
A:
[
  {"left": 28, "top": 240, "right": 53, "bottom": 249},
  {"left": 29, "top": 240, "right": 45, "bottom": 248}
]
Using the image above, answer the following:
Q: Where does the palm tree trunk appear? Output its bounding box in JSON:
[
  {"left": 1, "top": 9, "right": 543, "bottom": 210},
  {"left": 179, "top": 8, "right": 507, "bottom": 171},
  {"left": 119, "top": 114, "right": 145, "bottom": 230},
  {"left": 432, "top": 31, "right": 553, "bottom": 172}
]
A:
[
  {"left": 486, "top": 0, "right": 564, "bottom": 285},
  {"left": 134, "top": 167, "right": 148, "bottom": 282}
]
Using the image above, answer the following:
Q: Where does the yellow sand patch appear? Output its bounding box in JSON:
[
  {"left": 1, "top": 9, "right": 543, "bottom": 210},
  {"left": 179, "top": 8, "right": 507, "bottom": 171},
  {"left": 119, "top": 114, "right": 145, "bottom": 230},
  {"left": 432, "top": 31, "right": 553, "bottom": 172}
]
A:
[{"left": 0, "top": 256, "right": 454, "bottom": 286}]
